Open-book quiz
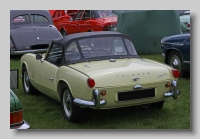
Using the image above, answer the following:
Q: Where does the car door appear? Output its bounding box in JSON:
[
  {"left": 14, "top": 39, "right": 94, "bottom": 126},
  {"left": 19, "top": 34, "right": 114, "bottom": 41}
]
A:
[
  {"left": 81, "top": 10, "right": 92, "bottom": 32},
  {"left": 182, "top": 36, "right": 190, "bottom": 72},
  {"left": 52, "top": 11, "right": 59, "bottom": 28},
  {"left": 71, "top": 10, "right": 84, "bottom": 33},
  {"left": 35, "top": 43, "right": 63, "bottom": 98}
]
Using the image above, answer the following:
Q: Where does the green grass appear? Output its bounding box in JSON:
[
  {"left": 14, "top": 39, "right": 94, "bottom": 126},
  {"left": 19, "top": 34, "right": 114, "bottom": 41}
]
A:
[{"left": 10, "top": 54, "right": 190, "bottom": 129}]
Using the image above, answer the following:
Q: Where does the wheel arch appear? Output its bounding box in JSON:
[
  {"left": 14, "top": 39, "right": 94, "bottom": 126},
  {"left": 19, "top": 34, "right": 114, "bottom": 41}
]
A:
[
  {"left": 57, "top": 80, "right": 72, "bottom": 100},
  {"left": 165, "top": 48, "right": 183, "bottom": 64}
]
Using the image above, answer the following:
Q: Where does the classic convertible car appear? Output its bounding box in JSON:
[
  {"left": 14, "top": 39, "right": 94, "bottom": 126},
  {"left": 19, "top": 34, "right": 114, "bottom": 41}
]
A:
[
  {"left": 161, "top": 32, "right": 190, "bottom": 77},
  {"left": 21, "top": 31, "right": 180, "bottom": 122},
  {"left": 51, "top": 10, "right": 117, "bottom": 36},
  {"left": 10, "top": 10, "right": 62, "bottom": 55}
]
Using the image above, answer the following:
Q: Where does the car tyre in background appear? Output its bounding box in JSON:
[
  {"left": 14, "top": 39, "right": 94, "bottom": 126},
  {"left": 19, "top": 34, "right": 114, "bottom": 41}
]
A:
[
  {"left": 168, "top": 51, "right": 185, "bottom": 77},
  {"left": 22, "top": 66, "right": 38, "bottom": 95},
  {"left": 61, "top": 84, "right": 82, "bottom": 123},
  {"left": 61, "top": 29, "right": 67, "bottom": 36}
]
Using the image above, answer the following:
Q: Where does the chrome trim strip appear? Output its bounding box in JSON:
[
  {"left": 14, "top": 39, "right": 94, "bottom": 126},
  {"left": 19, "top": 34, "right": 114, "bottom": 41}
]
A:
[
  {"left": 164, "top": 80, "right": 180, "bottom": 99},
  {"left": 161, "top": 42, "right": 184, "bottom": 46},
  {"left": 18, "top": 120, "right": 30, "bottom": 129},
  {"left": 161, "top": 36, "right": 168, "bottom": 43},
  {"left": 10, "top": 120, "right": 30, "bottom": 129},
  {"left": 10, "top": 48, "right": 48, "bottom": 55},
  {"left": 183, "top": 61, "right": 190, "bottom": 64},
  {"left": 73, "top": 89, "right": 106, "bottom": 109}
]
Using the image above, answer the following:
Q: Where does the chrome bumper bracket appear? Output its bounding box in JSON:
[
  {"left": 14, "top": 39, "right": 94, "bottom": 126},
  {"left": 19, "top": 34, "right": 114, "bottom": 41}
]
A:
[
  {"left": 73, "top": 89, "right": 106, "bottom": 109},
  {"left": 164, "top": 80, "right": 180, "bottom": 99}
]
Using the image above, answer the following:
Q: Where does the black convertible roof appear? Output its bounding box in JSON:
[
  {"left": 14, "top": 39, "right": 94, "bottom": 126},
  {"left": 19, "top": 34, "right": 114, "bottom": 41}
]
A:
[{"left": 53, "top": 31, "right": 124, "bottom": 46}]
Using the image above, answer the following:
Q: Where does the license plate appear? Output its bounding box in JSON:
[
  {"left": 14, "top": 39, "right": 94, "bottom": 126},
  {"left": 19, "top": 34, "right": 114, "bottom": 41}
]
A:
[{"left": 118, "top": 88, "right": 155, "bottom": 101}]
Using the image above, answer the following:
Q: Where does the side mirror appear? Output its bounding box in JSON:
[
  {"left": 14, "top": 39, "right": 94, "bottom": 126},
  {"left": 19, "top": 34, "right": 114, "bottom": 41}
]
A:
[{"left": 36, "top": 53, "right": 42, "bottom": 60}]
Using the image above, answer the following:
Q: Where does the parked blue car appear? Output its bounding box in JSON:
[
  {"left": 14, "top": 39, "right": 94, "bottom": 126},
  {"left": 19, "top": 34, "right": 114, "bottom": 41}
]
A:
[{"left": 161, "top": 33, "right": 190, "bottom": 77}]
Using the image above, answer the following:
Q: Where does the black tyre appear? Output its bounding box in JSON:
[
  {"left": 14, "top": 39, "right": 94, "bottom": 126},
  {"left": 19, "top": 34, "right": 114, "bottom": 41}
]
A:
[
  {"left": 22, "top": 66, "right": 38, "bottom": 95},
  {"left": 61, "top": 30, "right": 67, "bottom": 36},
  {"left": 151, "top": 100, "right": 164, "bottom": 109},
  {"left": 168, "top": 51, "right": 185, "bottom": 77},
  {"left": 61, "top": 84, "right": 82, "bottom": 123}
]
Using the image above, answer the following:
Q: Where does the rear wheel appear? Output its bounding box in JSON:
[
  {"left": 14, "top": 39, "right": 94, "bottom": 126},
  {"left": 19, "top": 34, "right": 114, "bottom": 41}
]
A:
[
  {"left": 61, "top": 84, "right": 82, "bottom": 123},
  {"left": 168, "top": 51, "right": 185, "bottom": 77},
  {"left": 22, "top": 66, "right": 38, "bottom": 95}
]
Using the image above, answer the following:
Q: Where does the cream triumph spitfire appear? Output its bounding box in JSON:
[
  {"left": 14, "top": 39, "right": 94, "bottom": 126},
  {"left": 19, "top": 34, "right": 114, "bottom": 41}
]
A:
[{"left": 20, "top": 31, "right": 180, "bottom": 122}]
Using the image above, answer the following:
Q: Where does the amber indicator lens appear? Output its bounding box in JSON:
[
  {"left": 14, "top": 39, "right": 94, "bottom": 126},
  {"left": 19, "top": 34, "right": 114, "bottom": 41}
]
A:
[
  {"left": 100, "top": 90, "right": 106, "bottom": 96},
  {"left": 165, "top": 82, "right": 171, "bottom": 87}
]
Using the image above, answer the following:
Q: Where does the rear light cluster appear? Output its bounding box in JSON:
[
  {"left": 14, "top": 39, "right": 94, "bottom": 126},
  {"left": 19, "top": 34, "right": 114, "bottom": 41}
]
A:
[
  {"left": 185, "top": 22, "right": 190, "bottom": 27},
  {"left": 172, "top": 69, "right": 180, "bottom": 78},
  {"left": 10, "top": 111, "right": 23, "bottom": 125},
  {"left": 87, "top": 78, "right": 95, "bottom": 88}
]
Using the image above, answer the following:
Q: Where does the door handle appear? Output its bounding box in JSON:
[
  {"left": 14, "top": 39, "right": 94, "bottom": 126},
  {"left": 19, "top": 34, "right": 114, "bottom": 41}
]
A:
[
  {"left": 49, "top": 78, "right": 53, "bottom": 81},
  {"left": 85, "top": 22, "right": 89, "bottom": 24}
]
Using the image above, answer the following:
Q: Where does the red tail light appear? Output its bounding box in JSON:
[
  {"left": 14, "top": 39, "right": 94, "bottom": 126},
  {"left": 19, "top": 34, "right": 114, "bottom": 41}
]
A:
[
  {"left": 10, "top": 113, "right": 13, "bottom": 124},
  {"left": 87, "top": 78, "right": 95, "bottom": 88},
  {"left": 10, "top": 111, "right": 23, "bottom": 124},
  {"left": 172, "top": 69, "right": 180, "bottom": 78},
  {"left": 185, "top": 22, "right": 190, "bottom": 27}
]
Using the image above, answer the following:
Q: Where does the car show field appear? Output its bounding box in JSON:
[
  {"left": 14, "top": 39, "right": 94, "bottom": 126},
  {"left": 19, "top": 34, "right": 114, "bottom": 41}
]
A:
[{"left": 10, "top": 10, "right": 190, "bottom": 129}]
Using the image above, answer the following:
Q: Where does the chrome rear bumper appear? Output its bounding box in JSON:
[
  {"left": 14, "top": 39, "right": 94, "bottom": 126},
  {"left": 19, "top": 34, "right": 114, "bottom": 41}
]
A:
[
  {"left": 11, "top": 120, "right": 30, "bottom": 129},
  {"left": 164, "top": 80, "right": 180, "bottom": 99},
  {"left": 73, "top": 89, "right": 106, "bottom": 109}
]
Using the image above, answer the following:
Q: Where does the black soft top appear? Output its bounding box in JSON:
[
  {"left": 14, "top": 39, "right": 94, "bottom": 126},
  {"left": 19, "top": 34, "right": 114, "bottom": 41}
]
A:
[{"left": 53, "top": 31, "right": 125, "bottom": 47}]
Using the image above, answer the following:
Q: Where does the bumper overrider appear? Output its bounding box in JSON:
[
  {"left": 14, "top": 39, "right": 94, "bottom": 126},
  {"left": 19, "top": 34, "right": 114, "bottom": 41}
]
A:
[
  {"left": 73, "top": 89, "right": 106, "bottom": 109},
  {"left": 164, "top": 80, "right": 180, "bottom": 99}
]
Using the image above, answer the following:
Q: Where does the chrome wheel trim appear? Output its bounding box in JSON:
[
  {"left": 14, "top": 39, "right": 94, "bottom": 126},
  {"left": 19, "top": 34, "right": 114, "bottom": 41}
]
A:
[
  {"left": 23, "top": 71, "right": 29, "bottom": 92},
  {"left": 63, "top": 90, "right": 72, "bottom": 117},
  {"left": 170, "top": 55, "right": 181, "bottom": 72}
]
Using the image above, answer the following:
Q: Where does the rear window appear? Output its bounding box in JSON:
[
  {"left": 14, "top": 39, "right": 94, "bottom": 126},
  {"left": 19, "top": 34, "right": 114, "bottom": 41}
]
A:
[
  {"left": 30, "top": 14, "right": 49, "bottom": 23},
  {"left": 12, "top": 14, "right": 30, "bottom": 23}
]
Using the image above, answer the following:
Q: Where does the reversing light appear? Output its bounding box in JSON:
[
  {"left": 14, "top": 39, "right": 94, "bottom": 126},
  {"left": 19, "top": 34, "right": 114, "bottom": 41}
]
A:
[
  {"left": 87, "top": 78, "right": 95, "bottom": 88},
  {"left": 100, "top": 90, "right": 106, "bottom": 96},
  {"left": 172, "top": 69, "right": 180, "bottom": 78},
  {"left": 165, "top": 82, "right": 171, "bottom": 87}
]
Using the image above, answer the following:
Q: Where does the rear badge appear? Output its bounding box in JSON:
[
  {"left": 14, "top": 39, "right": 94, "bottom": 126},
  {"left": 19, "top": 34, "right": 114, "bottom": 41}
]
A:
[{"left": 37, "top": 37, "right": 40, "bottom": 40}]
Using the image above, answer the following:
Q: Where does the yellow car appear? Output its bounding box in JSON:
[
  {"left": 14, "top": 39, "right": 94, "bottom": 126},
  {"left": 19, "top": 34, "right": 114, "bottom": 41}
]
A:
[{"left": 20, "top": 31, "right": 180, "bottom": 123}]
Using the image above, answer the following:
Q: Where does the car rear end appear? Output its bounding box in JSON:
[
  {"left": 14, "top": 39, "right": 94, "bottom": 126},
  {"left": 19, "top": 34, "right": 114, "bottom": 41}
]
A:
[
  {"left": 10, "top": 89, "right": 30, "bottom": 129},
  {"left": 71, "top": 59, "right": 180, "bottom": 109}
]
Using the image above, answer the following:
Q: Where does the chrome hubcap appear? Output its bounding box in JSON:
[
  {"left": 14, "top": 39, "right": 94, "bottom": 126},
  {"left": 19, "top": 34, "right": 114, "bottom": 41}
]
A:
[
  {"left": 170, "top": 55, "right": 181, "bottom": 71},
  {"left": 63, "top": 90, "right": 72, "bottom": 117},
  {"left": 23, "top": 71, "right": 29, "bottom": 92}
]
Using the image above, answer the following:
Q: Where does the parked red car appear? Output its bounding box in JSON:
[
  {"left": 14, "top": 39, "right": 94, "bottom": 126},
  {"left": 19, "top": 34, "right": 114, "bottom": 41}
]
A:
[{"left": 50, "top": 10, "right": 118, "bottom": 36}]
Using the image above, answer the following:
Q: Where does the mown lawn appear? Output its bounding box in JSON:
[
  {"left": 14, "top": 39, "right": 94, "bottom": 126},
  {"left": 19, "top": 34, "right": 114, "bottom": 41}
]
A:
[{"left": 10, "top": 54, "right": 190, "bottom": 129}]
